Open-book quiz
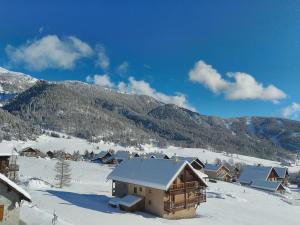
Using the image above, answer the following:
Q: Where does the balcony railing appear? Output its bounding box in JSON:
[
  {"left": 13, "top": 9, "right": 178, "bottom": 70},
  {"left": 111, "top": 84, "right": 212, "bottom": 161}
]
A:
[
  {"left": 164, "top": 195, "right": 206, "bottom": 212},
  {"left": 169, "top": 181, "right": 200, "bottom": 192}
]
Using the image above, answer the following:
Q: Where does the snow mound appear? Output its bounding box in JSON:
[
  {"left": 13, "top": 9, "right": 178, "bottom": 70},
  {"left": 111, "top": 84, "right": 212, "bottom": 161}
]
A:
[{"left": 25, "top": 178, "right": 53, "bottom": 189}]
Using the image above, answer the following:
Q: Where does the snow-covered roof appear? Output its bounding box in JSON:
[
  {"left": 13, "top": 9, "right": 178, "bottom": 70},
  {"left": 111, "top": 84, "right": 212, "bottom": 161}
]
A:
[
  {"left": 274, "top": 167, "right": 288, "bottom": 179},
  {"left": 0, "top": 173, "right": 31, "bottom": 202},
  {"left": 107, "top": 158, "right": 207, "bottom": 190},
  {"left": 203, "top": 163, "right": 222, "bottom": 172},
  {"left": 118, "top": 195, "right": 144, "bottom": 207},
  {"left": 250, "top": 180, "right": 285, "bottom": 192},
  {"left": 239, "top": 165, "right": 275, "bottom": 184},
  {"left": 114, "top": 151, "right": 130, "bottom": 161},
  {"left": 0, "top": 149, "right": 19, "bottom": 157},
  {"left": 147, "top": 152, "right": 169, "bottom": 159},
  {"left": 94, "top": 151, "right": 111, "bottom": 159}
]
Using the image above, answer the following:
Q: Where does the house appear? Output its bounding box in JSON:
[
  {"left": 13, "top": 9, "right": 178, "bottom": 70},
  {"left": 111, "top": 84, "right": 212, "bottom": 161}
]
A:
[
  {"left": 114, "top": 151, "right": 131, "bottom": 163},
  {"left": 203, "top": 164, "right": 232, "bottom": 182},
  {"left": 107, "top": 158, "right": 207, "bottom": 219},
  {"left": 132, "top": 152, "right": 140, "bottom": 158},
  {"left": 0, "top": 173, "right": 31, "bottom": 225},
  {"left": 274, "top": 167, "right": 289, "bottom": 186},
  {"left": 20, "top": 147, "right": 41, "bottom": 157},
  {"left": 91, "top": 151, "right": 114, "bottom": 164},
  {"left": 0, "top": 150, "right": 19, "bottom": 180},
  {"left": 174, "top": 157, "right": 205, "bottom": 170},
  {"left": 239, "top": 165, "right": 285, "bottom": 193}
]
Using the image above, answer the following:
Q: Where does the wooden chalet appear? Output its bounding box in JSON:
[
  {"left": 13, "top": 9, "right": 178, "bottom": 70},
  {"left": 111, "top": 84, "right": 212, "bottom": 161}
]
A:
[
  {"left": 107, "top": 158, "right": 207, "bottom": 219},
  {"left": 91, "top": 151, "right": 114, "bottom": 164},
  {"left": 274, "top": 167, "right": 289, "bottom": 186},
  {"left": 0, "top": 151, "right": 19, "bottom": 180},
  {"left": 204, "top": 163, "right": 232, "bottom": 182},
  {"left": 20, "top": 147, "right": 41, "bottom": 157},
  {"left": 239, "top": 165, "right": 285, "bottom": 193},
  {"left": 174, "top": 157, "right": 205, "bottom": 171}
]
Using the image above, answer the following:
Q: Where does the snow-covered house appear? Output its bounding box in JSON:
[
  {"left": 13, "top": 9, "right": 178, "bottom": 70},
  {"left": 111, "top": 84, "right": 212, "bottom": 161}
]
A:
[
  {"left": 174, "top": 157, "right": 205, "bottom": 170},
  {"left": 203, "top": 164, "right": 232, "bottom": 182},
  {"left": 274, "top": 167, "right": 289, "bottom": 186},
  {"left": 107, "top": 158, "right": 207, "bottom": 219},
  {"left": 0, "top": 173, "right": 31, "bottom": 225},
  {"left": 114, "top": 151, "right": 131, "bottom": 163},
  {"left": 0, "top": 150, "right": 19, "bottom": 179},
  {"left": 239, "top": 165, "right": 285, "bottom": 193},
  {"left": 91, "top": 151, "right": 114, "bottom": 164},
  {"left": 20, "top": 147, "right": 41, "bottom": 157}
]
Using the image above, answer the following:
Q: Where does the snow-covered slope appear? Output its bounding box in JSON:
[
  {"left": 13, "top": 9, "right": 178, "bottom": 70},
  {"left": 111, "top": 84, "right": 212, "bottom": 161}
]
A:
[
  {"left": 0, "top": 67, "right": 38, "bottom": 105},
  {"left": 17, "top": 156, "right": 300, "bottom": 225}
]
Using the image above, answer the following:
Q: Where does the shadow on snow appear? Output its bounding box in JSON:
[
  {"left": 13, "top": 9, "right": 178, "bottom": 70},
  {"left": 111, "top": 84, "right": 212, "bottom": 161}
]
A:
[{"left": 44, "top": 190, "right": 156, "bottom": 218}]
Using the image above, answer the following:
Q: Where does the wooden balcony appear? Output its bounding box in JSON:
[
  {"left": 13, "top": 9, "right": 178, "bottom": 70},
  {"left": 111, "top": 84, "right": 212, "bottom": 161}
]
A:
[
  {"left": 169, "top": 181, "right": 199, "bottom": 192},
  {"left": 164, "top": 195, "right": 206, "bottom": 212}
]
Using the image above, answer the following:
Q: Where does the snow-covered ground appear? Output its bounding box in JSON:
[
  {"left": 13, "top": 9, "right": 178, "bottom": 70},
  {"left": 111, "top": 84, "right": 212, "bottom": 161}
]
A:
[
  {"left": 1, "top": 134, "right": 299, "bottom": 172},
  {"left": 17, "top": 156, "right": 300, "bottom": 225}
]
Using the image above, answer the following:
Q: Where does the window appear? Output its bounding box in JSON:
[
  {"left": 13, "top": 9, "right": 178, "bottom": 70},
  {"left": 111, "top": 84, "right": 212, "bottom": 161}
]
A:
[
  {"left": 139, "top": 187, "right": 142, "bottom": 192},
  {"left": 148, "top": 200, "right": 152, "bottom": 205},
  {"left": 134, "top": 187, "right": 137, "bottom": 193},
  {"left": 0, "top": 205, "right": 4, "bottom": 221}
]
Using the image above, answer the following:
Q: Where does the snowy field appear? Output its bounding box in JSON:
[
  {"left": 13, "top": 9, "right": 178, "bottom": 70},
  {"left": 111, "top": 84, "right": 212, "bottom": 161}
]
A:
[
  {"left": 17, "top": 156, "right": 300, "bottom": 225},
  {"left": 1, "top": 134, "right": 300, "bottom": 224}
]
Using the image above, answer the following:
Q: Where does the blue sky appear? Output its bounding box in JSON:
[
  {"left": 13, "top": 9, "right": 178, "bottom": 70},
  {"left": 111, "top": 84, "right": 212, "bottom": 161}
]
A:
[{"left": 1, "top": 0, "right": 300, "bottom": 119}]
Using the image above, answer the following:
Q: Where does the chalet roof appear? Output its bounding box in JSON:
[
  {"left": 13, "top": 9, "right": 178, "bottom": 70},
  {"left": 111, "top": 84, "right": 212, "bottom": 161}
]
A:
[
  {"left": 114, "top": 151, "right": 130, "bottom": 161},
  {"left": 0, "top": 173, "right": 31, "bottom": 202},
  {"left": 203, "top": 163, "right": 222, "bottom": 172},
  {"left": 147, "top": 152, "right": 169, "bottom": 159},
  {"left": 239, "top": 165, "right": 276, "bottom": 185},
  {"left": 250, "top": 180, "right": 285, "bottom": 192},
  {"left": 274, "top": 167, "right": 288, "bottom": 179},
  {"left": 94, "top": 151, "right": 111, "bottom": 159},
  {"left": 0, "top": 149, "right": 18, "bottom": 157},
  {"left": 107, "top": 158, "right": 207, "bottom": 190}
]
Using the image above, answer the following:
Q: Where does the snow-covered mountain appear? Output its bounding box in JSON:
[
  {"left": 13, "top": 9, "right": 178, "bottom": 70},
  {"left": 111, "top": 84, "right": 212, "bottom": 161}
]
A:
[{"left": 0, "top": 67, "right": 38, "bottom": 105}]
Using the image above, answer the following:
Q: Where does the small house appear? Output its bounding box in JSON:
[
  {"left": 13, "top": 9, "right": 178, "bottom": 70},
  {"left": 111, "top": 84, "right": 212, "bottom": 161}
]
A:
[
  {"left": 107, "top": 158, "right": 207, "bottom": 219},
  {"left": 239, "top": 165, "right": 285, "bottom": 193},
  {"left": 91, "top": 151, "right": 114, "bottom": 164},
  {"left": 174, "top": 157, "right": 205, "bottom": 170},
  {"left": 274, "top": 167, "right": 289, "bottom": 186},
  {"left": 20, "top": 147, "right": 41, "bottom": 157},
  {"left": 0, "top": 173, "right": 31, "bottom": 225},
  {"left": 204, "top": 164, "right": 232, "bottom": 182}
]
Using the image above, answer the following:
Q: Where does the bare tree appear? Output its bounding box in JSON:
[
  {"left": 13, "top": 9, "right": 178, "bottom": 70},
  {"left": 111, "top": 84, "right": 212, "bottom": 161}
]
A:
[{"left": 55, "top": 154, "right": 72, "bottom": 188}]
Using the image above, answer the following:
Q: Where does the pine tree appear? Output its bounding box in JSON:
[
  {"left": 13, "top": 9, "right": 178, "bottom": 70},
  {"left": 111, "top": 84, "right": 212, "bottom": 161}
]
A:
[{"left": 55, "top": 155, "right": 72, "bottom": 188}]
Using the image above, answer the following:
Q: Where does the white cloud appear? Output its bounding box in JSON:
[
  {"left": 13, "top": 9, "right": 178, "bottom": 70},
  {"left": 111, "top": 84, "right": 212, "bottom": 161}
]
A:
[
  {"left": 282, "top": 102, "right": 300, "bottom": 119},
  {"left": 116, "top": 61, "right": 129, "bottom": 75},
  {"left": 86, "top": 74, "right": 114, "bottom": 88},
  {"left": 189, "top": 60, "right": 228, "bottom": 93},
  {"left": 6, "top": 35, "right": 93, "bottom": 71},
  {"left": 118, "top": 77, "right": 195, "bottom": 111},
  {"left": 95, "top": 44, "right": 109, "bottom": 70},
  {"left": 189, "top": 60, "right": 286, "bottom": 102},
  {"left": 225, "top": 72, "right": 287, "bottom": 102}
]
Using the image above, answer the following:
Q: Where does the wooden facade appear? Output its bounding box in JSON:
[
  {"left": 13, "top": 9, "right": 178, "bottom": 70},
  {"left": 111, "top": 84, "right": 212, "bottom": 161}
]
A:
[
  {"left": 0, "top": 156, "right": 19, "bottom": 180},
  {"left": 112, "top": 165, "right": 207, "bottom": 219},
  {"left": 20, "top": 147, "right": 41, "bottom": 157},
  {"left": 204, "top": 165, "right": 232, "bottom": 182}
]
